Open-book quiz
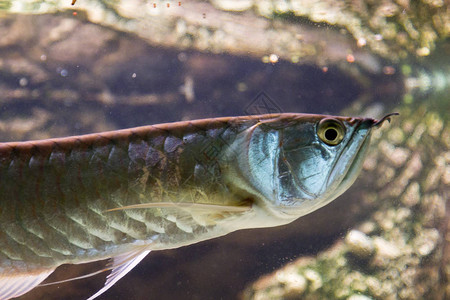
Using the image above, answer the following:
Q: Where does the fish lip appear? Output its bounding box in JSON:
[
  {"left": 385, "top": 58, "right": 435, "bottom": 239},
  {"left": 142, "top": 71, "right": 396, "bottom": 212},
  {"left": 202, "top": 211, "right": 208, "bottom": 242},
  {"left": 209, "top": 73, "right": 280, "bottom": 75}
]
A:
[
  {"left": 325, "top": 118, "right": 372, "bottom": 193},
  {"left": 335, "top": 112, "right": 398, "bottom": 183},
  {"left": 339, "top": 126, "right": 371, "bottom": 186},
  {"left": 324, "top": 112, "right": 398, "bottom": 195}
]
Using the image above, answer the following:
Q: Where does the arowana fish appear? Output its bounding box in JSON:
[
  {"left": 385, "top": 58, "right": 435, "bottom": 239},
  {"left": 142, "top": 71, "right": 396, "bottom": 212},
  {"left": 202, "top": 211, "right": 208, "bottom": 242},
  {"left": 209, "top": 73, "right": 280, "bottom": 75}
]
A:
[{"left": 0, "top": 112, "right": 397, "bottom": 299}]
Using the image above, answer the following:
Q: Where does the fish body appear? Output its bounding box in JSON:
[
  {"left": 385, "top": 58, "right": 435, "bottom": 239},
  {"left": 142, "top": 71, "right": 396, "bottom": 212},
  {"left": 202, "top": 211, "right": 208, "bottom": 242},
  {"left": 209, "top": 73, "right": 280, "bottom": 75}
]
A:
[{"left": 0, "top": 113, "right": 394, "bottom": 299}]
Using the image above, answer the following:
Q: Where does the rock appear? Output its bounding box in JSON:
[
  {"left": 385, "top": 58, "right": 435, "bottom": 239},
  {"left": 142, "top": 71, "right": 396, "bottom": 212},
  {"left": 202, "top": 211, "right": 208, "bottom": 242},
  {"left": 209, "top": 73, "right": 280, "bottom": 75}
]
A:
[
  {"left": 345, "top": 230, "right": 375, "bottom": 258},
  {"left": 304, "top": 269, "right": 323, "bottom": 291},
  {"left": 347, "top": 294, "right": 373, "bottom": 300},
  {"left": 371, "top": 237, "right": 402, "bottom": 267}
]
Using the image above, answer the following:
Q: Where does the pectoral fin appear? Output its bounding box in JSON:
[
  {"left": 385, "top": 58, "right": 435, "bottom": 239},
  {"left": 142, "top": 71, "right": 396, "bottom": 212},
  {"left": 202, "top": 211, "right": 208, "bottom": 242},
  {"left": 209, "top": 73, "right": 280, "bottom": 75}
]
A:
[
  {"left": 87, "top": 247, "right": 151, "bottom": 300},
  {"left": 105, "top": 202, "right": 252, "bottom": 213},
  {"left": 0, "top": 269, "right": 54, "bottom": 300}
]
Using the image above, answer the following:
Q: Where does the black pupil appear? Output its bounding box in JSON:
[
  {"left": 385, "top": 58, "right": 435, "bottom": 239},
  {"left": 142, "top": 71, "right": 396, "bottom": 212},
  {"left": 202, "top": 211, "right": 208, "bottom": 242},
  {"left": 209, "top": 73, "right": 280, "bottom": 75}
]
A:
[{"left": 325, "top": 128, "right": 338, "bottom": 141}]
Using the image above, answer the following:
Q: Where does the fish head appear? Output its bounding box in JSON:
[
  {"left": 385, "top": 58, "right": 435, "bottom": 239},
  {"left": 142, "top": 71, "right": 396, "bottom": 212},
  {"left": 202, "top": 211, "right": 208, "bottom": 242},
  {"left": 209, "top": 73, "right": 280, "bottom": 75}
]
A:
[{"left": 242, "top": 113, "right": 396, "bottom": 221}]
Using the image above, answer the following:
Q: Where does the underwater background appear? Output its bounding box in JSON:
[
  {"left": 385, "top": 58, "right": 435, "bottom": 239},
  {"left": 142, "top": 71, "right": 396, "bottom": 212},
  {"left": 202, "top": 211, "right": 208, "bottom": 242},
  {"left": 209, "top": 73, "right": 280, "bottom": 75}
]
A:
[{"left": 0, "top": 1, "right": 448, "bottom": 299}]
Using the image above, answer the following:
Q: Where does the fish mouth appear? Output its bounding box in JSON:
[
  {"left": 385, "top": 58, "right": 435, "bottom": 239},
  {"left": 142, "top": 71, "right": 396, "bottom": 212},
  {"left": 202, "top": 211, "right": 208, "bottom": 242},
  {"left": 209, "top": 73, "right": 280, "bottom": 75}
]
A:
[
  {"left": 325, "top": 119, "right": 371, "bottom": 189},
  {"left": 342, "top": 112, "right": 398, "bottom": 178},
  {"left": 326, "top": 112, "right": 397, "bottom": 198},
  {"left": 333, "top": 125, "right": 371, "bottom": 194}
]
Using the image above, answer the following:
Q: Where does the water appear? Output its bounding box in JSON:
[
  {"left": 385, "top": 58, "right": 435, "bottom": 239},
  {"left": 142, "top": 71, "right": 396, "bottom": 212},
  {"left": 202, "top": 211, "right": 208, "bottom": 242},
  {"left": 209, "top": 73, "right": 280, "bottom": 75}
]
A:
[{"left": 0, "top": 1, "right": 448, "bottom": 299}]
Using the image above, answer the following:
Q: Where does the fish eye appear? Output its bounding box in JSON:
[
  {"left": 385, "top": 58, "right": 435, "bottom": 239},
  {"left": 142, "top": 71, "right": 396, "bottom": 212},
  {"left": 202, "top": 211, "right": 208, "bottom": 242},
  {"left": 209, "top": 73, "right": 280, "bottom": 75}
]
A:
[{"left": 317, "top": 118, "right": 346, "bottom": 146}]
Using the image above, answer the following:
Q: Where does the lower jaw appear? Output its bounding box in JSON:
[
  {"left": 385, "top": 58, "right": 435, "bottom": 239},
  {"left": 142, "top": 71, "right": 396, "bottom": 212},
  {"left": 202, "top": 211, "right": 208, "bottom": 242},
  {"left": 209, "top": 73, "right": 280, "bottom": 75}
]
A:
[{"left": 340, "top": 133, "right": 371, "bottom": 190}]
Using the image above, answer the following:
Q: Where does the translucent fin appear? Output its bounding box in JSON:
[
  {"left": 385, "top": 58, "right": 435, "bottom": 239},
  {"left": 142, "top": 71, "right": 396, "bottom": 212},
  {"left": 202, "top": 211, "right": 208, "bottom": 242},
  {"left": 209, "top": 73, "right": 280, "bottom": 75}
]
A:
[
  {"left": 0, "top": 269, "right": 54, "bottom": 300},
  {"left": 105, "top": 202, "right": 252, "bottom": 213},
  {"left": 39, "top": 268, "right": 110, "bottom": 287},
  {"left": 86, "top": 248, "right": 151, "bottom": 300}
]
